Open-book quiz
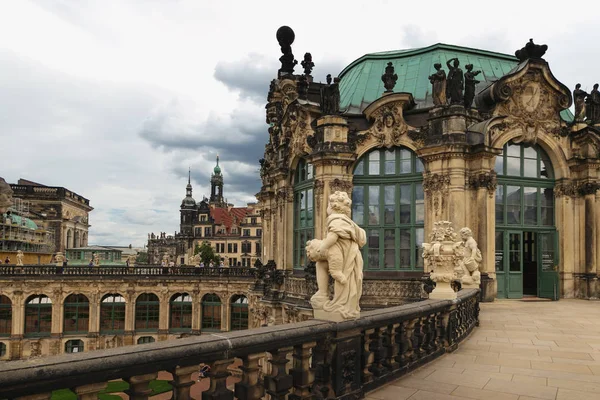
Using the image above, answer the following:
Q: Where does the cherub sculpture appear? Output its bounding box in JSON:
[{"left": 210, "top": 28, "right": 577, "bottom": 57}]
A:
[
  {"left": 306, "top": 191, "right": 366, "bottom": 320},
  {"left": 456, "top": 227, "right": 482, "bottom": 286},
  {"left": 16, "top": 250, "right": 24, "bottom": 266}
]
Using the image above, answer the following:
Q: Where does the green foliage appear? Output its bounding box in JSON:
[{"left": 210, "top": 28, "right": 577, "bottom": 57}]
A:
[
  {"left": 51, "top": 380, "right": 172, "bottom": 400},
  {"left": 194, "top": 241, "right": 221, "bottom": 264},
  {"left": 136, "top": 251, "right": 148, "bottom": 264}
]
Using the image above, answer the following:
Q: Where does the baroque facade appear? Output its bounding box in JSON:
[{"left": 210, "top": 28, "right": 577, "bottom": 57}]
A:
[
  {"left": 257, "top": 27, "right": 600, "bottom": 314},
  {"left": 147, "top": 158, "right": 262, "bottom": 267}
]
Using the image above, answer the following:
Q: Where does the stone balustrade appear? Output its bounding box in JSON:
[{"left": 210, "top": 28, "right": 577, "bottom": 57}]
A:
[{"left": 0, "top": 288, "right": 479, "bottom": 400}]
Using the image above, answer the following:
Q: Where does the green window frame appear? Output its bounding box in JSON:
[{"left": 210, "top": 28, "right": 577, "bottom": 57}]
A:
[
  {"left": 100, "top": 294, "right": 126, "bottom": 333},
  {"left": 24, "top": 295, "right": 52, "bottom": 337},
  {"left": 495, "top": 142, "right": 555, "bottom": 229},
  {"left": 353, "top": 147, "right": 425, "bottom": 270},
  {"left": 63, "top": 294, "right": 89, "bottom": 334},
  {"left": 170, "top": 293, "right": 192, "bottom": 331},
  {"left": 230, "top": 295, "right": 248, "bottom": 331},
  {"left": 293, "top": 159, "right": 314, "bottom": 270},
  {"left": 65, "top": 339, "right": 84, "bottom": 353},
  {"left": 0, "top": 295, "right": 11, "bottom": 337},
  {"left": 137, "top": 336, "right": 156, "bottom": 344},
  {"left": 201, "top": 293, "right": 222, "bottom": 331},
  {"left": 135, "top": 293, "right": 160, "bottom": 331}
]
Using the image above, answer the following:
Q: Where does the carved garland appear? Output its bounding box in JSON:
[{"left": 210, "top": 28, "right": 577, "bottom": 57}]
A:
[{"left": 422, "top": 173, "right": 451, "bottom": 217}]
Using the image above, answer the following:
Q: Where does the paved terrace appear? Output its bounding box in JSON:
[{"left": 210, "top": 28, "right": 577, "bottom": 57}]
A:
[{"left": 367, "top": 299, "right": 600, "bottom": 400}]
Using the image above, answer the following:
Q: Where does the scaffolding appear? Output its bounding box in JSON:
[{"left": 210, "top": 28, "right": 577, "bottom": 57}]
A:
[{"left": 1, "top": 198, "right": 55, "bottom": 254}]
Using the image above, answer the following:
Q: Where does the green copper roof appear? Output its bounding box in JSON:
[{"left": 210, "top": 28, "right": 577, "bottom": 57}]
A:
[
  {"left": 3, "top": 213, "right": 38, "bottom": 230},
  {"left": 339, "top": 43, "right": 519, "bottom": 113}
]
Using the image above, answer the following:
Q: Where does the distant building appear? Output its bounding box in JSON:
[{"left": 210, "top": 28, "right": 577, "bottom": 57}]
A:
[
  {"left": 66, "top": 246, "right": 123, "bottom": 265},
  {"left": 147, "top": 157, "right": 262, "bottom": 266}
]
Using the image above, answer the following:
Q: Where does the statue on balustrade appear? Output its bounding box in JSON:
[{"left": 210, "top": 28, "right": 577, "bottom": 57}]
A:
[
  {"left": 16, "top": 250, "right": 24, "bottom": 266},
  {"left": 456, "top": 227, "right": 482, "bottom": 286},
  {"left": 463, "top": 64, "right": 481, "bottom": 108},
  {"left": 586, "top": 83, "right": 600, "bottom": 125},
  {"left": 428, "top": 63, "right": 447, "bottom": 106},
  {"left": 93, "top": 252, "right": 100, "bottom": 267},
  {"left": 446, "top": 58, "right": 464, "bottom": 105},
  {"left": 306, "top": 191, "right": 366, "bottom": 321},
  {"left": 54, "top": 252, "right": 65, "bottom": 266},
  {"left": 0, "top": 177, "right": 13, "bottom": 214},
  {"left": 573, "top": 83, "right": 588, "bottom": 123}
]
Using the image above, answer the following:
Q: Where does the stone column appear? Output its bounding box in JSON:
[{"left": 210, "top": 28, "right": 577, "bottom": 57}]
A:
[
  {"left": 584, "top": 187, "right": 598, "bottom": 298},
  {"left": 191, "top": 289, "right": 200, "bottom": 334},
  {"left": 556, "top": 185, "right": 575, "bottom": 298},
  {"left": 124, "top": 289, "right": 136, "bottom": 345},
  {"left": 158, "top": 290, "right": 169, "bottom": 340},
  {"left": 10, "top": 291, "right": 24, "bottom": 360}
]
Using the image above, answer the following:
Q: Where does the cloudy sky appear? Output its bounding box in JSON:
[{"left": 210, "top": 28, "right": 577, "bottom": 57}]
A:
[{"left": 1, "top": 0, "right": 598, "bottom": 247}]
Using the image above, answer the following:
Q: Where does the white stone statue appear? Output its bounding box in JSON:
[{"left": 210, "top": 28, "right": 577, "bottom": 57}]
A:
[
  {"left": 16, "top": 250, "right": 24, "bottom": 266},
  {"left": 306, "top": 191, "right": 366, "bottom": 321},
  {"left": 93, "top": 253, "right": 100, "bottom": 267},
  {"left": 162, "top": 253, "right": 169, "bottom": 266},
  {"left": 54, "top": 252, "right": 65, "bottom": 266},
  {"left": 456, "top": 227, "right": 482, "bottom": 286},
  {"left": 422, "top": 221, "right": 461, "bottom": 300},
  {"left": 192, "top": 253, "right": 201, "bottom": 266},
  {"left": 127, "top": 254, "right": 137, "bottom": 267}
]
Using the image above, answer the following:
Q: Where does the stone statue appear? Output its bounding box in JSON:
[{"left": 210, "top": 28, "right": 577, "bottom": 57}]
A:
[
  {"left": 446, "top": 58, "right": 464, "bottom": 105},
  {"left": 463, "top": 64, "right": 481, "bottom": 109},
  {"left": 301, "top": 52, "right": 314, "bottom": 76},
  {"left": 192, "top": 253, "right": 201, "bottom": 266},
  {"left": 428, "top": 63, "right": 447, "bottom": 106},
  {"left": 16, "top": 250, "right": 24, "bottom": 266},
  {"left": 127, "top": 254, "right": 137, "bottom": 267},
  {"left": 0, "top": 177, "right": 13, "bottom": 214},
  {"left": 515, "top": 39, "right": 548, "bottom": 62},
  {"left": 306, "top": 191, "right": 366, "bottom": 321},
  {"left": 586, "top": 83, "right": 600, "bottom": 125},
  {"left": 93, "top": 253, "right": 100, "bottom": 267},
  {"left": 381, "top": 62, "right": 398, "bottom": 93},
  {"left": 422, "top": 221, "right": 460, "bottom": 300},
  {"left": 54, "top": 252, "right": 65, "bottom": 266},
  {"left": 162, "top": 253, "right": 169, "bottom": 266},
  {"left": 320, "top": 74, "right": 340, "bottom": 115},
  {"left": 276, "top": 26, "right": 297, "bottom": 76},
  {"left": 456, "top": 227, "right": 482, "bottom": 286},
  {"left": 574, "top": 84, "right": 588, "bottom": 123}
]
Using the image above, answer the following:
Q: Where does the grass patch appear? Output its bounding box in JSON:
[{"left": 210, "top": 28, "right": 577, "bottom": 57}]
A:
[{"left": 51, "top": 379, "right": 172, "bottom": 400}]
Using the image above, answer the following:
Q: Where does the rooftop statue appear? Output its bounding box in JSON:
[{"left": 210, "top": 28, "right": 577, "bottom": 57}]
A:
[
  {"left": 428, "top": 63, "right": 447, "bottom": 106},
  {"left": 446, "top": 58, "right": 464, "bottom": 105},
  {"left": 307, "top": 191, "right": 366, "bottom": 321},
  {"left": 301, "top": 52, "right": 314, "bottom": 76},
  {"left": 0, "top": 177, "right": 13, "bottom": 214},
  {"left": 586, "top": 83, "right": 600, "bottom": 125},
  {"left": 16, "top": 250, "right": 24, "bottom": 267},
  {"left": 463, "top": 64, "right": 481, "bottom": 109},
  {"left": 573, "top": 83, "right": 589, "bottom": 123},
  {"left": 381, "top": 62, "right": 398, "bottom": 93},
  {"left": 515, "top": 38, "right": 548, "bottom": 62},
  {"left": 320, "top": 74, "right": 341, "bottom": 115},
  {"left": 276, "top": 26, "right": 297, "bottom": 76}
]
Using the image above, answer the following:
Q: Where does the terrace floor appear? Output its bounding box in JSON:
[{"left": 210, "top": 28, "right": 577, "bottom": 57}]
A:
[{"left": 366, "top": 299, "right": 600, "bottom": 400}]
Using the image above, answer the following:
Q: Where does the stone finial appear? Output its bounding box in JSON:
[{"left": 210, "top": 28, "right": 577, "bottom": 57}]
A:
[
  {"left": 381, "top": 62, "right": 398, "bottom": 93},
  {"left": 276, "top": 26, "right": 297, "bottom": 76},
  {"left": 515, "top": 38, "right": 548, "bottom": 62},
  {"left": 301, "top": 52, "right": 314, "bottom": 76}
]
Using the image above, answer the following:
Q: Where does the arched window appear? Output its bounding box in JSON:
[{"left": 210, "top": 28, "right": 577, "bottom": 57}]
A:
[
  {"left": 137, "top": 336, "right": 155, "bottom": 344},
  {"left": 135, "top": 293, "right": 160, "bottom": 331},
  {"left": 353, "top": 147, "right": 424, "bottom": 270},
  {"left": 170, "top": 293, "right": 192, "bottom": 331},
  {"left": 0, "top": 342, "right": 6, "bottom": 357},
  {"left": 100, "top": 294, "right": 125, "bottom": 333},
  {"left": 230, "top": 295, "right": 248, "bottom": 331},
  {"left": 63, "top": 294, "right": 89, "bottom": 334},
  {"left": 74, "top": 231, "right": 80, "bottom": 248},
  {"left": 65, "top": 339, "right": 84, "bottom": 353},
  {"left": 66, "top": 229, "right": 72, "bottom": 249},
  {"left": 201, "top": 293, "right": 221, "bottom": 331},
  {"left": 293, "top": 159, "right": 314, "bottom": 269},
  {"left": 0, "top": 295, "right": 11, "bottom": 336},
  {"left": 25, "top": 295, "right": 52, "bottom": 336}
]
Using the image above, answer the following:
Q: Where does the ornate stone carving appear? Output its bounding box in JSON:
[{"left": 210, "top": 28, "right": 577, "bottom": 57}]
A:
[
  {"left": 554, "top": 181, "right": 577, "bottom": 200},
  {"left": 364, "top": 103, "right": 408, "bottom": 148},
  {"left": 30, "top": 340, "right": 42, "bottom": 358},
  {"left": 320, "top": 74, "right": 341, "bottom": 115},
  {"left": 329, "top": 179, "right": 353, "bottom": 196},
  {"left": 464, "top": 64, "right": 481, "bottom": 109},
  {"left": 578, "top": 181, "right": 600, "bottom": 196},
  {"left": 314, "top": 179, "right": 325, "bottom": 214},
  {"left": 455, "top": 227, "right": 482, "bottom": 287},
  {"left": 422, "top": 173, "right": 451, "bottom": 217},
  {"left": 408, "top": 128, "right": 428, "bottom": 148},
  {"left": 586, "top": 83, "right": 600, "bottom": 124},
  {"left": 446, "top": 58, "right": 464, "bottom": 105},
  {"left": 515, "top": 39, "right": 548, "bottom": 62},
  {"left": 467, "top": 171, "right": 497, "bottom": 198},
  {"left": 381, "top": 62, "right": 398, "bottom": 93},
  {"left": 573, "top": 84, "right": 588, "bottom": 123},
  {"left": 276, "top": 26, "right": 297, "bottom": 76},
  {"left": 306, "top": 191, "right": 366, "bottom": 321},
  {"left": 428, "top": 63, "right": 447, "bottom": 106},
  {"left": 422, "top": 221, "right": 461, "bottom": 300},
  {"left": 347, "top": 130, "right": 369, "bottom": 152},
  {"left": 361, "top": 280, "right": 422, "bottom": 300}
]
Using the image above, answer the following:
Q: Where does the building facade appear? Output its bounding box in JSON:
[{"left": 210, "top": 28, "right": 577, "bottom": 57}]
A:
[
  {"left": 257, "top": 28, "right": 600, "bottom": 306},
  {"left": 147, "top": 159, "right": 262, "bottom": 267}
]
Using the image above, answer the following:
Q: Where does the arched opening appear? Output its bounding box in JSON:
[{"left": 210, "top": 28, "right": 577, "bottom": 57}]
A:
[
  {"left": 82, "top": 232, "right": 87, "bottom": 247},
  {"left": 137, "top": 336, "right": 155, "bottom": 344},
  {"left": 201, "top": 293, "right": 221, "bottom": 331},
  {"left": 353, "top": 147, "right": 424, "bottom": 270},
  {"left": 230, "top": 295, "right": 248, "bottom": 331},
  {"left": 0, "top": 295, "right": 11, "bottom": 337},
  {"left": 63, "top": 294, "right": 89, "bottom": 334},
  {"left": 66, "top": 229, "right": 73, "bottom": 250},
  {"left": 494, "top": 141, "right": 557, "bottom": 299},
  {"left": 135, "top": 293, "right": 160, "bottom": 331},
  {"left": 74, "top": 231, "right": 80, "bottom": 248},
  {"left": 25, "top": 295, "right": 52, "bottom": 337},
  {"left": 65, "top": 339, "right": 84, "bottom": 353},
  {"left": 293, "top": 159, "right": 314, "bottom": 270},
  {"left": 100, "top": 294, "right": 125, "bottom": 333},
  {"left": 170, "top": 293, "right": 192, "bottom": 331}
]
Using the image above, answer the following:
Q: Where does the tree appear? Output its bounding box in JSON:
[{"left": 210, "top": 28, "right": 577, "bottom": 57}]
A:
[
  {"left": 136, "top": 251, "right": 148, "bottom": 264},
  {"left": 194, "top": 242, "right": 221, "bottom": 265}
]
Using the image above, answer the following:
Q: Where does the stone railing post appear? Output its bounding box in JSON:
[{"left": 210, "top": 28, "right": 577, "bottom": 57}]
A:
[
  {"left": 125, "top": 373, "right": 158, "bottom": 400},
  {"left": 202, "top": 358, "right": 235, "bottom": 400},
  {"left": 361, "top": 328, "right": 374, "bottom": 385},
  {"left": 74, "top": 382, "right": 108, "bottom": 400},
  {"left": 264, "top": 347, "right": 293, "bottom": 400},
  {"left": 169, "top": 365, "right": 198, "bottom": 400},
  {"left": 235, "top": 353, "right": 265, "bottom": 400},
  {"left": 383, "top": 323, "right": 400, "bottom": 371},
  {"left": 289, "top": 342, "right": 316, "bottom": 400}
]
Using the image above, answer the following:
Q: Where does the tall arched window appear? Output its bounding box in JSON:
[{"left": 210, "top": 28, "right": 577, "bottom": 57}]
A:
[
  {"left": 135, "top": 293, "right": 160, "bottom": 331},
  {"left": 353, "top": 147, "right": 424, "bottom": 270},
  {"left": 64, "top": 294, "right": 89, "bottom": 334},
  {"left": 201, "top": 293, "right": 221, "bottom": 331},
  {"left": 170, "top": 293, "right": 192, "bottom": 331},
  {"left": 230, "top": 295, "right": 248, "bottom": 331},
  {"left": 74, "top": 231, "right": 80, "bottom": 248},
  {"left": 0, "top": 296, "right": 11, "bottom": 336},
  {"left": 66, "top": 229, "right": 72, "bottom": 249},
  {"left": 100, "top": 294, "right": 125, "bottom": 333},
  {"left": 25, "top": 295, "right": 52, "bottom": 336},
  {"left": 293, "top": 159, "right": 314, "bottom": 269}
]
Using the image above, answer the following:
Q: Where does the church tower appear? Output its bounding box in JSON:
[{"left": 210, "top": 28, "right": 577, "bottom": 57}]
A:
[
  {"left": 210, "top": 155, "right": 225, "bottom": 207},
  {"left": 179, "top": 168, "right": 197, "bottom": 235}
]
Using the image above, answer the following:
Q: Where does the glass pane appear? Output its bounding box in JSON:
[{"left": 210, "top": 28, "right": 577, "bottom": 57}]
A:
[
  {"left": 523, "top": 187, "right": 538, "bottom": 225},
  {"left": 509, "top": 233, "right": 521, "bottom": 272},
  {"left": 506, "top": 186, "right": 521, "bottom": 224},
  {"left": 399, "top": 184, "right": 411, "bottom": 223},
  {"left": 507, "top": 143, "right": 520, "bottom": 157},
  {"left": 352, "top": 186, "right": 364, "bottom": 224},
  {"left": 307, "top": 164, "right": 313, "bottom": 180},
  {"left": 368, "top": 249, "right": 379, "bottom": 269},
  {"left": 495, "top": 186, "right": 504, "bottom": 224},
  {"left": 506, "top": 156, "right": 520, "bottom": 176},
  {"left": 399, "top": 148, "right": 411, "bottom": 159},
  {"left": 523, "top": 146, "right": 536, "bottom": 159},
  {"left": 354, "top": 160, "right": 364, "bottom": 175},
  {"left": 384, "top": 185, "right": 395, "bottom": 224},
  {"left": 494, "top": 154, "right": 504, "bottom": 175},
  {"left": 368, "top": 230, "right": 380, "bottom": 249},
  {"left": 415, "top": 228, "right": 424, "bottom": 269},
  {"left": 523, "top": 158, "right": 537, "bottom": 178},
  {"left": 307, "top": 189, "right": 313, "bottom": 225},
  {"left": 385, "top": 150, "right": 395, "bottom": 175},
  {"left": 541, "top": 188, "right": 554, "bottom": 226},
  {"left": 400, "top": 160, "right": 411, "bottom": 174},
  {"left": 399, "top": 230, "right": 411, "bottom": 268},
  {"left": 368, "top": 186, "right": 380, "bottom": 225},
  {"left": 415, "top": 184, "right": 424, "bottom": 224},
  {"left": 384, "top": 229, "right": 395, "bottom": 269},
  {"left": 368, "top": 230, "right": 380, "bottom": 269},
  {"left": 416, "top": 158, "right": 424, "bottom": 173},
  {"left": 540, "top": 156, "right": 553, "bottom": 179},
  {"left": 369, "top": 151, "right": 380, "bottom": 175},
  {"left": 539, "top": 233, "right": 555, "bottom": 272},
  {"left": 495, "top": 231, "right": 504, "bottom": 272}
]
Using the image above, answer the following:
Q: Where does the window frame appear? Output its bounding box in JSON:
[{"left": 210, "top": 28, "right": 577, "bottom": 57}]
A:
[
  {"left": 0, "top": 295, "right": 11, "bottom": 337},
  {"left": 293, "top": 159, "right": 315, "bottom": 270},
  {"left": 230, "top": 295, "right": 248, "bottom": 331},
  {"left": 201, "top": 293, "right": 222, "bottom": 332},
  {"left": 100, "top": 294, "right": 126, "bottom": 334},
  {"left": 135, "top": 293, "right": 160, "bottom": 332},
  {"left": 169, "top": 293, "right": 192, "bottom": 332},
  {"left": 65, "top": 339, "right": 84, "bottom": 353},
  {"left": 63, "top": 294, "right": 89, "bottom": 335},
  {"left": 24, "top": 295, "right": 52, "bottom": 337}
]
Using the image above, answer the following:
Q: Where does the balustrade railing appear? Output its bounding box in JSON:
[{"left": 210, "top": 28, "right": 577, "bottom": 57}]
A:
[
  {"left": 0, "top": 265, "right": 256, "bottom": 278},
  {"left": 0, "top": 289, "right": 479, "bottom": 400}
]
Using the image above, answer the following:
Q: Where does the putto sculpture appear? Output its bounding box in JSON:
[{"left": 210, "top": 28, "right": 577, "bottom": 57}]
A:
[
  {"left": 301, "top": 52, "right": 314, "bottom": 76},
  {"left": 93, "top": 252, "right": 100, "bottom": 267},
  {"left": 306, "top": 191, "right": 366, "bottom": 321},
  {"left": 428, "top": 63, "right": 447, "bottom": 106},
  {"left": 16, "top": 250, "right": 24, "bottom": 266},
  {"left": 456, "top": 227, "right": 482, "bottom": 286}
]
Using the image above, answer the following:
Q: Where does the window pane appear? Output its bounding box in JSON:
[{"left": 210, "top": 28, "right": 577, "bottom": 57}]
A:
[
  {"left": 400, "top": 160, "right": 411, "bottom": 174},
  {"left": 523, "top": 146, "right": 536, "bottom": 159},
  {"left": 399, "top": 230, "right": 411, "bottom": 268},
  {"left": 415, "top": 184, "right": 424, "bottom": 224},
  {"left": 523, "top": 158, "right": 537, "bottom": 178},
  {"left": 352, "top": 186, "right": 364, "bottom": 224},
  {"left": 541, "top": 188, "right": 554, "bottom": 226},
  {"left": 506, "top": 156, "right": 520, "bottom": 176},
  {"left": 416, "top": 158, "right": 424, "bottom": 173},
  {"left": 540, "top": 156, "right": 552, "bottom": 179},
  {"left": 523, "top": 187, "right": 538, "bottom": 225},
  {"left": 509, "top": 233, "right": 521, "bottom": 272},
  {"left": 369, "top": 151, "right": 380, "bottom": 175},
  {"left": 367, "top": 230, "right": 379, "bottom": 269},
  {"left": 368, "top": 186, "right": 380, "bottom": 225},
  {"left": 495, "top": 186, "right": 504, "bottom": 224},
  {"left": 415, "top": 228, "right": 424, "bottom": 269},
  {"left": 385, "top": 150, "right": 395, "bottom": 175},
  {"left": 506, "top": 186, "right": 521, "bottom": 224},
  {"left": 354, "top": 160, "right": 364, "bottom": 175},
  {"left": 495, "top": 232, "right": 504, "bottom": 272},
  {"left": 384, "top": 229, "right": 395, "bottom": 269},
  {"left": 399, "top": 184, "right": 411, "bottom": 223},
  {"left": 507, "top": 144, "right": 520, "bottom": 157},
  {"left": 384, "top": 185, "right": 395, "bottom": 224},
  {"left": 494, "top": 154, "right": 504, "bottom": 175}
]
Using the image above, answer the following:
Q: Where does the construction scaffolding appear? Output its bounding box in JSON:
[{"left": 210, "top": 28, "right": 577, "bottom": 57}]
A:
[{"left": 1, "top": 198, "right": 55, "bottom": 254}]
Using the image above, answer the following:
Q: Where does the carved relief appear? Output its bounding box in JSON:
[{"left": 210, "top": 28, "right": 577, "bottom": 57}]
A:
[
  {"left": 423, "top": 173, "right": 451, "bottom": 217},
  {"left": 466, "top": 171, "right": 497, "bottom": 198},
  {"left": 329, "top": 179, "right": 353, "bottom": 196},
  {"left": 554, "top": 181, "right": 577, "bottom": 202},
  {"left": 30, "top": 340, "right": 42, "bottom": 358},
  {"left": 363, "top": 103, "right": 408, "bottom": 148},
  {"left": 314, "top": 180, "right": 325, "bottom": 215}
]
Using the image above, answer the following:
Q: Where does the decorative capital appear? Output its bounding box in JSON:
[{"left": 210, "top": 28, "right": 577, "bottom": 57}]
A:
[
  {"left": 329, "top": 179, "right": 353, "bottom": 196},
  {"left": 467, "top": 171, "right": 497, "bottom": 198}
]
